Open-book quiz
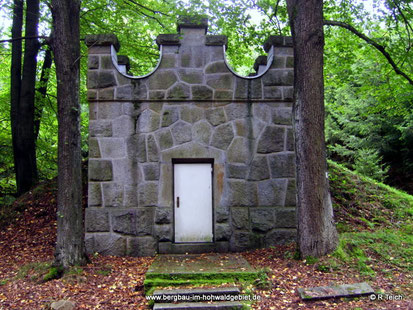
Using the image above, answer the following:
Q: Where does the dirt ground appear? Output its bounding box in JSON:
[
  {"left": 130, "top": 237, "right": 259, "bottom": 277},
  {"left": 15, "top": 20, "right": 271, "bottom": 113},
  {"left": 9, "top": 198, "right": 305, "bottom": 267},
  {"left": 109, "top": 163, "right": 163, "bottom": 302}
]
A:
[{"left": 0, "top": 184, "right": 411, "bottom": 309}]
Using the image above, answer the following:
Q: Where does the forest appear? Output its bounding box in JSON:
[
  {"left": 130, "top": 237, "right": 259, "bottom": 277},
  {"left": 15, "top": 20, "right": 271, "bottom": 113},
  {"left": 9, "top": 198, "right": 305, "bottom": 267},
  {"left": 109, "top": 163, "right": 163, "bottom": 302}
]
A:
[
  {"left": 0, "top": 0, "right": 412, "bottom": 201},
  {"left": 0, "top": 0, "right": 412, "bottom": 309}
]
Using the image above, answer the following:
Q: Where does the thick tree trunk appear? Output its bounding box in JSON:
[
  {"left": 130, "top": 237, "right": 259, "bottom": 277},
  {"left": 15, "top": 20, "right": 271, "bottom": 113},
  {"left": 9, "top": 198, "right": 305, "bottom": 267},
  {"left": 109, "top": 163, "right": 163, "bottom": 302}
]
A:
[
  {"left": 286, "top": 0, "right": 339, "bottom": 257},
  {"left": 51, "top": 0, "right": 87, "bottom": 268},
  {"left": 16, "top": 0, "right": 40, "bottom": 195},
  {"left": 10, "top": 0, "right": 24, "bottom": 195}
]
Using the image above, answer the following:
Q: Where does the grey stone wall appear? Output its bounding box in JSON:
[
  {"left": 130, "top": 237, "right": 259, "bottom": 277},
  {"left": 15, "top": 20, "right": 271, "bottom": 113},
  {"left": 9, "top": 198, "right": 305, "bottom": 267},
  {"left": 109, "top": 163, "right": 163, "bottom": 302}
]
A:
[{"left": 85, "top": 20, "right": 296, "bottom": 256}]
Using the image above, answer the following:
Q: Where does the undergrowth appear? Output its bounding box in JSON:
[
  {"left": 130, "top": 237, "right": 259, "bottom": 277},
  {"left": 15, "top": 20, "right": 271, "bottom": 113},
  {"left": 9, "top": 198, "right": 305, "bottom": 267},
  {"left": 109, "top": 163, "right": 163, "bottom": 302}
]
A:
[{"left": 320, "top": 161, "right": 413, "bottom": 277}]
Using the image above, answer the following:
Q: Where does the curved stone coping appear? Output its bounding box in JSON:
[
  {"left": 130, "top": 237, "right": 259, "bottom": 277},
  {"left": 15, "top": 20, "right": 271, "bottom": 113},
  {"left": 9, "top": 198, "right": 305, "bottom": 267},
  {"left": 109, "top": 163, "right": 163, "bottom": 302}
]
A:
[
  {"left": 223, "top": 45, "right": 274, "bottom": 80},
  {"left": 110, "top": 45, "right": 163, "bottom": 80},
  {"left": 110, "top": 43, "right": 274, "bottom": 80}
]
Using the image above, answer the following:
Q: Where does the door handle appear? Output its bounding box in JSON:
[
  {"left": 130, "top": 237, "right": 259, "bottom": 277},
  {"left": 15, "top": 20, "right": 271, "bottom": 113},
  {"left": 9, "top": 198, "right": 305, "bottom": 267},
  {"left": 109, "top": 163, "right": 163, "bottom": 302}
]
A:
[{"left": 177, "top": 196, "right": 180, "bottom": 208}]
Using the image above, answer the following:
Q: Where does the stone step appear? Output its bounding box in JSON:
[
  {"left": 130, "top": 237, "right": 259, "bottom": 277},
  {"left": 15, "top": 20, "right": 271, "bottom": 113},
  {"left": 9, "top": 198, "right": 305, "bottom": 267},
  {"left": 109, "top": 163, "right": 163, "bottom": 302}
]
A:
[
  {"left": 152, "top": 286, "right": 241, "bottom": 302},
  {"left": 158, "top": 242, "right": 228, "bottom": 254},
  {"left": 153, "top": 301, "right": 243, "bottom": 310},
  {"left": 144, "top": 254, "right": 259, "bottom": 292}
]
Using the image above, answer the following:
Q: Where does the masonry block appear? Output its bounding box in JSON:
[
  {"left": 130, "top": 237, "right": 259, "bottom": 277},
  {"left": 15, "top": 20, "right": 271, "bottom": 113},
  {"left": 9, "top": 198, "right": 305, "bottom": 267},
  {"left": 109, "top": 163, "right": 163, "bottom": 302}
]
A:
[
  {"left": 257, "top": 179, "right": 287, "bottom": 207},
  {"left": 269, "top": 153, "right": 296, "bottom": 178},
  {"left": 171, "top": 121, "right": 192, "bottom": 145},
  {"left": 93, "top": 233, "right": 126, "bottom": 256},
  {"left": 210, "top": 123, "right": 234, "bottom": 150},
  {"left": 206, "top": 107, "right": 226, "bottom": 126},
  {"left": 128, "top": 236, "right": 157, "bottom": 256},
  {"left": 257, "top": 126, "right": 285, "bottom": 153},
  {"left": 89, "top": 160, "right": 113, "bottom": 181},
  {"left": 85, "top": 209, "right": 109, "bottom": 232},
  {"left": 192, "top": 120, "right": 212, "bottom": 144},
  {"left": 102, "top": 182, "right": 123, "bottom": 207}
]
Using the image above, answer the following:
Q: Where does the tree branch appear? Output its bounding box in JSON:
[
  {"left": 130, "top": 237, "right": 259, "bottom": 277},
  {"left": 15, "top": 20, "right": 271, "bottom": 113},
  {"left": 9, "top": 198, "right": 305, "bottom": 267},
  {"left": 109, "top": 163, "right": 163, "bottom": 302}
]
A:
[
  {"left": 80, "top": 5, "right": 108, "bottom": 18},
  {"left": 123, "top": 0, "right": 169, "bottom": 28},
  {"left": 390, "top": 0, "right": 412, "bottom": 52},
  {"left": 124, "top": 0, "right": 170, "bottom": 17},
  {"left": 324, "top": 20, "right": 413, "bottom": 86},
  {"left": 0, "top": 35, "right": 49, "bottom": 44}
]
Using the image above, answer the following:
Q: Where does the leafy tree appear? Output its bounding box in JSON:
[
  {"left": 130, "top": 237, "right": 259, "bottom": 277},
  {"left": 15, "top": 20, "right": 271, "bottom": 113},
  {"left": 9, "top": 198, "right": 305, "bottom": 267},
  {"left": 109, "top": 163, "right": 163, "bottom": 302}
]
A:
[
  {"left": 10, "top": 0, "right": 40, "bottom": 196},
  {"left": 80, "top": 0, "right": 176, "bottom": 75},
  {"left": 286, "top": 0, "right": 339, "bottom": 257},
  {"left": 51, "top": 0, "right": 88, "bottom": 268},
  {"left": 323, "top": 0, "right": 412, "bottom": 190}
]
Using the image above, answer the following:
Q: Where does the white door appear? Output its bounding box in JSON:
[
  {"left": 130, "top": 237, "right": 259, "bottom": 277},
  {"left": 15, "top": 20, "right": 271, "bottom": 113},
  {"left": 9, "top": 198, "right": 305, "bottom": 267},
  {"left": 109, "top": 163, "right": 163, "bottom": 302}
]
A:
[{"left": 174, "top": 163, "right": 213, "bottom": 243}]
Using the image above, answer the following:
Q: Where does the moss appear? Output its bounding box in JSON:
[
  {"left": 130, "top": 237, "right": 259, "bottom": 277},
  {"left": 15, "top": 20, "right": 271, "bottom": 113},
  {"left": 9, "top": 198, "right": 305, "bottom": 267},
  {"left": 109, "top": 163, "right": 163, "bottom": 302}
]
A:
[
  {"left": 42, "top": 266, "right": 64, "bottom": 282},
  {"left": 304, "top": 256, "right": 319, "bottom": 265},
  {"left": 144, "top": 270, "right": 262, "bottom": 294},
  {"left": 0, "top": 279, "right": 9, "bottom": 286}
]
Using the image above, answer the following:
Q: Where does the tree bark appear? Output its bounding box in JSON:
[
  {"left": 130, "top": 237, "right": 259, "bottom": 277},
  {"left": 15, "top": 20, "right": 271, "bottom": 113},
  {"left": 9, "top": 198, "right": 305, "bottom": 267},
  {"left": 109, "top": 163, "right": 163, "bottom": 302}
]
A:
[
  {"left": 286, "top": 0, "right": 339, "bottom": 257},
  {"left": 10, "top": 0, "right": 23, "bottom": 195},
  {"left": 16, "top": 0, "right": 40, "bottom": 195},
  {"left": 35, "top": 46, "right": 53, "bottom": 140},
  {"left": 51, "top": 0, "right": 87, "bottom": 268}
]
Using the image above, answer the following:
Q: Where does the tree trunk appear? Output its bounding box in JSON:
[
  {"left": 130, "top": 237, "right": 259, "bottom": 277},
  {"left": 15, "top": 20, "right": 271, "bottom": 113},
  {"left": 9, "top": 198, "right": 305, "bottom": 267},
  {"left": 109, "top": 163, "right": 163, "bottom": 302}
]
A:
[
  {"left": 286, "top": 0, "right": 339, "bottom": 257},
  {"left": 17, "top": 0, "right": 40, "bottom": 195},
  {"left": 10, "top": 0, "right": 23, "bottom": 195},
  {"left": 35, "top": 46, "right": 53, "bottom": 140},
  {"left": 51, "top": 0, "right": 87, "bottom": 268}
]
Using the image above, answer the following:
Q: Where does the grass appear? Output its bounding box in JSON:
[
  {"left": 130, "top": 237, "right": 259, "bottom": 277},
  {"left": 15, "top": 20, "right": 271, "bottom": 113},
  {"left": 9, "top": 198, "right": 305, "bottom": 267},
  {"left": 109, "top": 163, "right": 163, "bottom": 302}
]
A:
[
  {"left": 0, "top": 279, "right": 9, "bottom": 286},
  {"left": 95, "top": 265, "right": 112, "bottom": 276},
  {"left": 15, "top": 261, "right": 58, "bottom": 282},
  {"left": 13, "top": 261, "right": 85, "bottom": 284},
  {"left": 318, "top": 161, "right": 413, "bottom": 277}
]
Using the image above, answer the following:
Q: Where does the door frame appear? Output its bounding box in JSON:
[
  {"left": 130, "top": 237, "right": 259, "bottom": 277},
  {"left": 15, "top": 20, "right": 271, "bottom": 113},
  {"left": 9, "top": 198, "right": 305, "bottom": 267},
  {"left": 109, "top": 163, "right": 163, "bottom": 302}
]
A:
[{"left": 172, "top": 158, "right": 215, "bottom": 243}]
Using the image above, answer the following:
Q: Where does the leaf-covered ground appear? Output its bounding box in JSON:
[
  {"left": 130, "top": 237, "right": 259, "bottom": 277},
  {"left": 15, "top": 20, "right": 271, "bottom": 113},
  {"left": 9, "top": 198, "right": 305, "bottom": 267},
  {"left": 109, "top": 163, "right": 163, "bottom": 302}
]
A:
[{"left": 0, "top": 163, "right": 412, "bottom": 309}]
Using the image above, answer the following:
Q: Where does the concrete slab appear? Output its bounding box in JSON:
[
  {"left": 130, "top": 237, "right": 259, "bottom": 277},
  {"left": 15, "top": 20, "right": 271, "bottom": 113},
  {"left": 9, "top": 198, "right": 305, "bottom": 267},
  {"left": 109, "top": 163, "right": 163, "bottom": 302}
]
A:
[{"left": 297, "top": 282, "right": 374, "bottom": 300}]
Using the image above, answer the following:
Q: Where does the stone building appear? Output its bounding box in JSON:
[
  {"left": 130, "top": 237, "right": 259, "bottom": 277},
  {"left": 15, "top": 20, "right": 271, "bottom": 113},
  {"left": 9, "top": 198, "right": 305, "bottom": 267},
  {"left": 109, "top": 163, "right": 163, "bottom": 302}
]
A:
[{"left": 85, "top": 18, "right": 296, "bottom": 256}]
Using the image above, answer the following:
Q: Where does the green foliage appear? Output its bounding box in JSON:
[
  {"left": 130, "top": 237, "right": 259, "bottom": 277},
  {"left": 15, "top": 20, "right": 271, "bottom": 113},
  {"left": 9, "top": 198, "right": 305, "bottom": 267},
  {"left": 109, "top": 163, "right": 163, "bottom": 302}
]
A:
[
  {"left": 353, "top": 148, "right": 389, "bottom": 181},
  {"left": 42, "top": 266, "right": 64, "bottom": 282},
  {"left": 333, "top": 237, "right": 375, "bottom": 276},
  {"left": 0, "top": 0, "right": 412, "bottom": 198},
  {"left": 15, "top": 261, "right": 76, "bottom": 283},
  {"left": 324, "top": 159, "right": 413, "bottom": 276},
  {"left": 329, "top": 160, "right": 413, "bottom": 232},
  {"left": 323, "top": 1, "right": 413, "bottom": 189},
  {"left": 16, "top": 261, "right": 55, "bottom": 281},
  {"left": 304, "top": 256, "right": 319, "bottom": 265},
  {"left": 80, "top": 0, "right": 177, "bottom": 75},
  {"left": 95, "top": 264, "right": 112, "bottom": 276},
  {"left": 0, "top": 279, "right": 8, "bottom": 286},
  {"left": 0, "top": 0, "right": 180, "bottom": 197},
  {"left": 332, "top": 228, "right": 413, "bottom": 276},
  {"left": 316, "top": 263, "right": 331, "bottom": 273},
  {"left": 0, "top": 38, "right": 14, "bottom": 196},
  {"left": 253, "top": 270, "right": 271, "bottom": 289}
]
